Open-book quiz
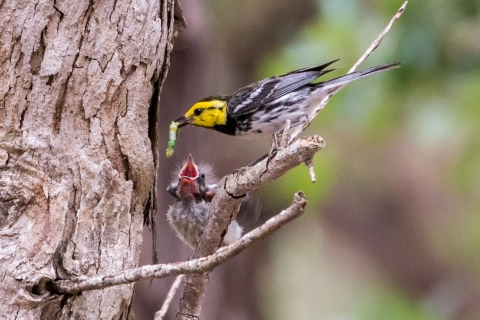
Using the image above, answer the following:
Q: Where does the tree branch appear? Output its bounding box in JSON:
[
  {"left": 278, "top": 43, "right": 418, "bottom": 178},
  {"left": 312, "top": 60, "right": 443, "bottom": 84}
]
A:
[
  {"left": 154, "top": 275, "right": 185, "bottom": 320},
  {"left": 348, "top": 1, "right": 408, "bottom": 73},
  {"left": 47, "top": 192, "right": 307, "bottom": 295}
]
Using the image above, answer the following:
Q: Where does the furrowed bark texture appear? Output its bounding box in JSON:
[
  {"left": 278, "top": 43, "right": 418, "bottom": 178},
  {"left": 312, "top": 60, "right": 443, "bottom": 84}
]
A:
[{"left": 0, "top": 0, "right": 175, "bottom": 318}]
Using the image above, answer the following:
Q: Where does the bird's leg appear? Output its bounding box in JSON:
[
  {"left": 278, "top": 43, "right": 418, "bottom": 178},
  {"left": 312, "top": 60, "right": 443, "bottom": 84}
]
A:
[
  {"left": 247, "top": 135, "right": 279, "bottom": 168},
  {"left": 264, "top": 119, "right": 293, "bottom": 171},
  {"left": 247, "top": 153, "right": 268, "bottom": 167},
  {"left": 273, "top": 115, "right": 308, "bottom": 149},
  {"left": 279, "top": 119, "right": 291, "bottom": 150},
  {"left": 265, "top": 137, "right": 278, "bottom": 170},
  {"left": 250, "top": 117, "right": 306, "bottom": 169}
]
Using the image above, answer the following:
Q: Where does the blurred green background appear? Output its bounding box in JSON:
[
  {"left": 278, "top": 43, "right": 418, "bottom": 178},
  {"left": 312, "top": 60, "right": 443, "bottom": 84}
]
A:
[{"left": 134, "top": 0, "right": 480, "bottom": 319}]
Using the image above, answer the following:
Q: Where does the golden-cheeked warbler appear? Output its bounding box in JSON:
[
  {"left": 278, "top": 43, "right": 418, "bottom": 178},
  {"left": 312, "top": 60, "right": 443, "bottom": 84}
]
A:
[{"left": 174, "top": 59, "right": 400, "bottom": 138}]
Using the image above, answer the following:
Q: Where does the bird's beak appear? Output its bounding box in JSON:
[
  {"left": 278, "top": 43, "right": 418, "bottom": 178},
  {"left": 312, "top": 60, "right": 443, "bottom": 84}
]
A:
[
  {"left": 175, "top": 116, "right": 192, "bottom": 128},
  {"left": 178, "top": 154, "right": 200, "bottom": 195},
  {"left": 179, "top": 154, "right": 199, "bottom": 180}
]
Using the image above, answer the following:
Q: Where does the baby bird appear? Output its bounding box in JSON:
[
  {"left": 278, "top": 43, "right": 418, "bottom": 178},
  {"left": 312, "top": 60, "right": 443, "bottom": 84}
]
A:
[{"left": 166, "top": 155, "right": 242, "bottom": 249}]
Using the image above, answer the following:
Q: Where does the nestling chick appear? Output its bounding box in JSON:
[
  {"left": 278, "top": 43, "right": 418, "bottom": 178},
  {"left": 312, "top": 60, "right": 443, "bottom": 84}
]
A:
[{"left": 166, "top": 155, "right": 242, "bottom": 249}]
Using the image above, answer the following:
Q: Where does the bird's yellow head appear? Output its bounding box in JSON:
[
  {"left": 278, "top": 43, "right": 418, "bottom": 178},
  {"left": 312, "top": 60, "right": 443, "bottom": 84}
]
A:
[{"left": 175, "top": 97, "right": 229, "bottom": 129}]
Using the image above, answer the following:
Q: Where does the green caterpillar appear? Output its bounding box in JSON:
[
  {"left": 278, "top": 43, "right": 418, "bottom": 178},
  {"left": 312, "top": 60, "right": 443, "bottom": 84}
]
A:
[{"left": 166, "top": 121, "right": 180, "bottom": 158}]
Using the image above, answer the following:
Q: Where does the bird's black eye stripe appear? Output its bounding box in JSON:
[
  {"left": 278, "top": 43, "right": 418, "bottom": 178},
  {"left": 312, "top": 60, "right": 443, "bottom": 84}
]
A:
[{"left": 194, "top": 108, "right": 203, "bottom": 116}]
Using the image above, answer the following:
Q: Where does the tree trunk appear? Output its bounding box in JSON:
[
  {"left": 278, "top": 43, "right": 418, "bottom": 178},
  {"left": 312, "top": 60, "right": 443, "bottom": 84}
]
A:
[{"left": 0, "top": 0, "right": 175, "bottom": 318}]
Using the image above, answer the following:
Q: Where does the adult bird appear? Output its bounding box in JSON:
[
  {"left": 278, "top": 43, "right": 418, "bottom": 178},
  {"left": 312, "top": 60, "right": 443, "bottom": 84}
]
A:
[{"left": 175, "top": 60, "right": 400, "bottom": 138}]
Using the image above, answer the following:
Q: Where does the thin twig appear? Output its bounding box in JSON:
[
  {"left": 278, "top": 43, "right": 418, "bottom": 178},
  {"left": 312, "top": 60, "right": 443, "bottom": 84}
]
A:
[
  {"left": 305, "top": 160, "right": 316, "bottom": 183},
  {"left": 349, "top": 1, "right": 408, "bottom": 73},
  {"left": 289, "top": 1, "right": 408, "bottom": 143},
  {"left": 48, "top": 192, "right": 307, "bottom": 294},
  {"left": 154, "top": 275, "right": 185, "bottom": 320}
]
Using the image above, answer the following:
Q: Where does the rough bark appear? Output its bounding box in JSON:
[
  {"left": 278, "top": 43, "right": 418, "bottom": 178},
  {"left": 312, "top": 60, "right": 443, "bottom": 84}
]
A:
[{"left": 0, "top": 0, "right": 176, "bottom": 318}]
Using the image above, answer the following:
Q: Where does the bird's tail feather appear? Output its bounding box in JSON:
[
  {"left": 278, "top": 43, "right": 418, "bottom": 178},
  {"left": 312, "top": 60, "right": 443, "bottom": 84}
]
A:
[{"left": 317, "top": 62, "right": 402, "bottom": 91}]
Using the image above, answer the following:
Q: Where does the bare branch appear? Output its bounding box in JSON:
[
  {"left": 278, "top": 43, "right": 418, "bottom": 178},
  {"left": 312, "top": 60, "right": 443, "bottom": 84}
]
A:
[
  {"left": 154, "top": 275, "right": 185, "bottom": 320},
  {"left": 48, "top": 192, "right": 307, "bottom": 295},
  {"left": 348, "top": 1, "right": 408, "bottom": 73},
  {"left": 289, "top": 1, "right": 408, "bottom": 143}
]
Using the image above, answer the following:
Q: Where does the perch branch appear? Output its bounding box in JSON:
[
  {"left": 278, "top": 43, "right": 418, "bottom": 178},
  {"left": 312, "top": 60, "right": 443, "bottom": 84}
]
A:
[{"left": 48, "top": 192, "right": 307, "bottom": 295}]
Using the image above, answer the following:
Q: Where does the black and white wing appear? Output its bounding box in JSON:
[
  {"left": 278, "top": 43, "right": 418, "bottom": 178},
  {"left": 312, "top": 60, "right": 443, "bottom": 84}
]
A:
[{"left": 227, "top": 59, "right": 339, "bottom": 116}]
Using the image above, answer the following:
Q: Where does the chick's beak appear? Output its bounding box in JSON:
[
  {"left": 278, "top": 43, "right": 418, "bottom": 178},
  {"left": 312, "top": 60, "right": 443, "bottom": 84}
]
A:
[
  {"left": 178, "top": 154, "right": 200, "bottom": 195},
  {"left": 179, "top": 154, "right": 198, "bottom": 179},
  {"left": 175, "top": 115, "right": 191, "bottom": 128}
]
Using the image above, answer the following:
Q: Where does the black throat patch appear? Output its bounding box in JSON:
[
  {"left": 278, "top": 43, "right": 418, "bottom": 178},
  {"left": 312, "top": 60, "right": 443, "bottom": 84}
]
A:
[{"left": 213, "top": 113, "right": 237, "bottom": 135}]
